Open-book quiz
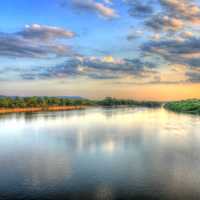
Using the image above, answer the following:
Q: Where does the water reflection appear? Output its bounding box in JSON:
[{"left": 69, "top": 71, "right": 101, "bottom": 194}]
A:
[{"left": 0, "top": 107, "right": 200, "bottom": 200}]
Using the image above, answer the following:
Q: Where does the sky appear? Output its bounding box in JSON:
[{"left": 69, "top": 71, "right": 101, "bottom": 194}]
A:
[{"left": 0, "top": 0, "right": 199, "bottom": 100}]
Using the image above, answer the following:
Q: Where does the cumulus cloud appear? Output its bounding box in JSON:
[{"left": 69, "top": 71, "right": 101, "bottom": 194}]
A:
[
  {"left": 17, "top": 24, "right": 75, "bottom": 41},
  {"left": 0, "top": 35, "right": 73, "bottom": 58},
  {"left": 160, "top": 0, "right": 200, "bottom": 24},
  {"left": 180, "top": 31, "right": 194, "bottom": 39},
  {"left": 69, "top": 0, "right": 118, "bottom": 19},
  {"left": 126, "top": 0, "right": 200, "bottom": 32},
  {"left": 127, "top": 30, "right": 143, "bottom": 41},
  {"left": 19, "top": 56, "right": 157, "bottom": 80},
  {"left": 186, "top": 70, "right": 200, "bottom": 83},
  {"left": 125, "top": 0, "right": 200, "bottom": 84},
  {"left": 145, "top": 15, "right": 183, "bottom": 31},
  {"left": 126, "top": 0, "right": 154, "bottom": 18},
  {"left": 142, "top": 36, "right": 200, "bottom": 68},
  {"left": 0, "top": 24, "right": 76, "bottom": 58}
]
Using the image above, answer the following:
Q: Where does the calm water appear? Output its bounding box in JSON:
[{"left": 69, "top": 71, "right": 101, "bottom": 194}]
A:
[{"left": 0, "top": 107, "right": 200, "bottom": 200}]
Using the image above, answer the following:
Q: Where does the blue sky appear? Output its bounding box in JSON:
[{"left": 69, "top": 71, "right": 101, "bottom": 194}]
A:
[{"left": 0, "top": 0, "right": 199, "bottom": 100}]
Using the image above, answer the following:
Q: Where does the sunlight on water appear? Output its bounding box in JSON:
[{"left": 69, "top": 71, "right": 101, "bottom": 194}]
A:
[{"left": 0, "top": 107, "right": 200, "bottom": 200}]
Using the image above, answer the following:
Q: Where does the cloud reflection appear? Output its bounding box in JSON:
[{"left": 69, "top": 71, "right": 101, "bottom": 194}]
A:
[{"left": 0, "top": 108, "right": 200, "bottom": 199}]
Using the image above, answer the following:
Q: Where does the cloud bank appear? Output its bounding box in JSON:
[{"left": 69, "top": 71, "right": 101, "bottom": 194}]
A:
[{"left": 0, "top": 24, "right": 76, "bottom": 58}]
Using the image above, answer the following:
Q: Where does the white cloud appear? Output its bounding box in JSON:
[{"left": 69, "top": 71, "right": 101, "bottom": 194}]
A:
[
  {"left": 18, "top": 24, "right": 76, "bottom": 41},
  {"left": 71, "top": 0, "right": 118, "bottom": 19}
]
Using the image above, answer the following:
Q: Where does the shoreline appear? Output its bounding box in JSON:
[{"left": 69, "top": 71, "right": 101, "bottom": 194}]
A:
[
  {"left": 0, "top": 106, "right": 87, "bottom": 114},
  {"left": 164, "top": 107, "right": 200, "bottom": 115},
  {"left": 0, "top": 105, "right": 159, "bottom": 115}
]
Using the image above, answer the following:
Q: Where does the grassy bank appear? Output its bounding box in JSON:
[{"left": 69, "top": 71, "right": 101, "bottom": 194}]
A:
[
  {"left": 0, "top": 106, "right": 86, "bottom": 114},
  {"left": 164, "top": 99, "right": 200, "bottom": 115}
]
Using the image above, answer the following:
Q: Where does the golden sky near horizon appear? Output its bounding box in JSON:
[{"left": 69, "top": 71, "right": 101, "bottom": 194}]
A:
[{"left": 1, "top": 79, "right": 199, "bottom": 101}]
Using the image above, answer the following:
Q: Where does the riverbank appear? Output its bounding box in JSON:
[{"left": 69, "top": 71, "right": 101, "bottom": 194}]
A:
[
  {"left": 0, "top": 97, "right": 162, "bottom": 115},
  {"left": 0, "top": 106, "right": 87, "bottom": 114},
  {"left": 164, "top": 99, "right": 200, "bottom": 115}
]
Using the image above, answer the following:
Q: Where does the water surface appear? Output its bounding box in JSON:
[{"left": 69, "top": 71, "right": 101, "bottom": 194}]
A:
[{"left": 0, "top": 107, "right": 200, "bottom": 200}]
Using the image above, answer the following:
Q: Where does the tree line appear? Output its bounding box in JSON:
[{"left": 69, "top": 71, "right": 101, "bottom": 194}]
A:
[{"left": 0, "top": 96, "right": 161, "bottom": 108}]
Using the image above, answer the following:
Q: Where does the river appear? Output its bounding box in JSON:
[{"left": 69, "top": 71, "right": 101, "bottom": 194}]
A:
[{"left": 0, "top": 107, "right": 200, "bottom": 200}]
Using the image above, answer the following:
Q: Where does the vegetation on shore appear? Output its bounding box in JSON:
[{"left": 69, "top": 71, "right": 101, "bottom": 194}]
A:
[
  {"left": 1, "top": 96, "right": 199, "bottom": 115},
  {"left": 0, "top": 96, "right": 91, "bottom": 108},
  {"left": 96, "top": 97, "right": 161, "bottom": 107},
  {"left": 164, "top": 99, "right": 200, "bottom": 115},
  {"left": 0, "top": 96, "right": 161, "bottom": 109}
]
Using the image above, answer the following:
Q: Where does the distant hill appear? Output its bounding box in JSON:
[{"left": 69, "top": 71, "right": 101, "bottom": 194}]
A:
[
  {"left": 0, "top": 95, "right": 17, "bottom": 99},
  {"left": 0, "top": 95, "right": 84, "bottom": 99},
  {"left": 55, "top": 96, "right": 84, "bottom": 99}
]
